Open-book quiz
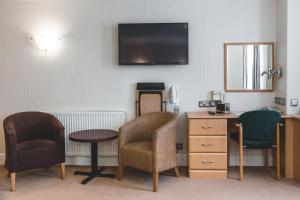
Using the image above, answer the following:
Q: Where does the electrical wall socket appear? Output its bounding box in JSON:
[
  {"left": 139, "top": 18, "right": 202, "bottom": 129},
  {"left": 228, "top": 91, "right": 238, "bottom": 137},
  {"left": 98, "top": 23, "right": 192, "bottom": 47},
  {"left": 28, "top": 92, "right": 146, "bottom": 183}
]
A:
[
  {"left": 176, "top": 143, "right": 183, "bottom": 151},
  {"left": 291, "top": 99, "right": 299, "bottom": 107},
  {"left": 280, "top": 98, "right": 286, "bottom": 105},
  {"left": 199, "top": 100, "right": 217, "bottom": 108},
  {"left": 275, "top": 97, "right": 286, "bottom": 105}
]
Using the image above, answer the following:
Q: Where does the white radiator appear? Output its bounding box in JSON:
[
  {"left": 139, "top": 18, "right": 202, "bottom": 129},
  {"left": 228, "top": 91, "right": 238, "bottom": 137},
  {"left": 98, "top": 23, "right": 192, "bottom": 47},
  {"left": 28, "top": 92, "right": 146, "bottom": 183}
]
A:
[{"left": 51, "top": 111, "right": 127, "bottom": 166}]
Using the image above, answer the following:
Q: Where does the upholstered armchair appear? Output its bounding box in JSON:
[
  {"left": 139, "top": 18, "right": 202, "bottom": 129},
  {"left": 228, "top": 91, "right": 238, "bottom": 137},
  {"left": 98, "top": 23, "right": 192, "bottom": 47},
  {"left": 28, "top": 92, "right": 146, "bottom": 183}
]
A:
[
  {"left": 118, "top": 112, "right": 179, "bottom": 192},
  {"left": 3, "top": 112, "right": 66, "bottom": 192}
]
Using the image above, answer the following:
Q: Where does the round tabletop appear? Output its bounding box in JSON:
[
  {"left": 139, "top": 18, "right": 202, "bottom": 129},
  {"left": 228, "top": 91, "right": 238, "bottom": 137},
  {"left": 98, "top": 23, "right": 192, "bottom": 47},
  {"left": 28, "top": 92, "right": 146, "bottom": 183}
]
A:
[{"left": 69, "top": 129, "right": 118, "bottom": 143}]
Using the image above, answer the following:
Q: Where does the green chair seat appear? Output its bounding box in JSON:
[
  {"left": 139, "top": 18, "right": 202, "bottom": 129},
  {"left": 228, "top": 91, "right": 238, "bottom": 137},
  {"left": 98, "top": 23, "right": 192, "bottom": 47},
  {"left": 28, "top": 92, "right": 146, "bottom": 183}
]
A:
[{"left": 231, "top": 133, "right": 274, "bottom": 149}]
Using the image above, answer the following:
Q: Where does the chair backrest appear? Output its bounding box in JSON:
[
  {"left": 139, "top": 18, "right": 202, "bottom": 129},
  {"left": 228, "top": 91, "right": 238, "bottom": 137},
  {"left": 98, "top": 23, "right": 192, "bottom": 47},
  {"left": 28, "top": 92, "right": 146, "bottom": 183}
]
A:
[
  {"left": 136, "top": 82, "right": 166, "bottom": 116},
  {"left": 139, "top": 91, "right": 163, "bottom": 116},
  {"left": 3, "top": 112, "right": 57, "bottom": 143},
  {"left": 130, "top": 112, "right": 175, "bottom": 142},
  {"left": 239, "top": 110, "right": 281, "bottom": 142}
]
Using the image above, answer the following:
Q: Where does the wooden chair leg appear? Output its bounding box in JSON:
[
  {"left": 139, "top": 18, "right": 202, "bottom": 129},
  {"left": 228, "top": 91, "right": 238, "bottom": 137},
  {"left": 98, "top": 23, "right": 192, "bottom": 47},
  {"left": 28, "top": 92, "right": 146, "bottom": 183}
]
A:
[
  {"left": 153, "top": 172, "right": 159, "bottom": 192},
  {"left": 10, "top": 172, "right": 16, "bottom": 192},
  {"left": 174, "top": 167, "right": 180, "bottom": 177},
  {"left": 276, "top": 123, "right": 281, "bottom": 180},
  {"left": 60, "top": 163, "right": 65, "bottom": 179},
  {"left": 227, "top": 132, "right": 231, "bottom": 169},
  {"left": 118, "top": 165, "right": 124, "bottom": 180},
  {"left": 239, "top": 125, "right": 244, "bottom": 181},
  {"left": 264, "top": 149, "right": 269, "bottom": 168}
]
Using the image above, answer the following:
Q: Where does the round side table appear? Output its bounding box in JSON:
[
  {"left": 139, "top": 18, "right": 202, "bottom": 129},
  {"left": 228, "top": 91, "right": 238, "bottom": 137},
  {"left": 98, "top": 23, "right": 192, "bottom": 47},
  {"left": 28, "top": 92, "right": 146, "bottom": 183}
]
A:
[{"left": 69, "top": 129, "right": 118, "bottom": 184}]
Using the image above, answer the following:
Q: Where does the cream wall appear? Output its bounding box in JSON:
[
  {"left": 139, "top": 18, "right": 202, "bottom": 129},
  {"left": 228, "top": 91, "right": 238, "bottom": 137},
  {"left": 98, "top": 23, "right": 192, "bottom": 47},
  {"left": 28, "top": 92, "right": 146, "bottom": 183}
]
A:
[
  {"left": 286, "top": 0, "right": 300, "bottom": 115},
  {"left": 275, "top": 0, "right": 287, "bottom": 113},
  {"left": 275, "top": 0, "right": 300, "bottom": 115},
  {"left": 0, "top": 0, "right": 276, "bottom": 160}
]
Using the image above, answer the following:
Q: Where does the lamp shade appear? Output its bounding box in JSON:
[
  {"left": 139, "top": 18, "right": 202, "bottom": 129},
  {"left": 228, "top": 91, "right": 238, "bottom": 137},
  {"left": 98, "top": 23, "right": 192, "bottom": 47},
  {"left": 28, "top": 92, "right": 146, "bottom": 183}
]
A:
[{"left": 31, "top": 34, "right": 62, "bottom": 52}]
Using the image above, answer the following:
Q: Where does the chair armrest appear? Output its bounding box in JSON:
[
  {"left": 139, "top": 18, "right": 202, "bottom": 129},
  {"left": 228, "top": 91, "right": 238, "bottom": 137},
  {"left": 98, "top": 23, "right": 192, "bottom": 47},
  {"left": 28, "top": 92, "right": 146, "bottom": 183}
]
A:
[
  {"left": 152, "top": 119, "right": 178, "bottom": 172},
  {"left": 234, "top": 122, "right": 283, "bottom": 128},
  {"left": 50, "top": 116, "right": 65, "bottom": 146},
  {"left": 3, "top": 126, "right": 18, "bottom": 172},
  {"left": 234, "top": 123, "right": 241, "bottom": 128},
  {"left": 279, "top": 123, "right": 284, "bottom": 127}
]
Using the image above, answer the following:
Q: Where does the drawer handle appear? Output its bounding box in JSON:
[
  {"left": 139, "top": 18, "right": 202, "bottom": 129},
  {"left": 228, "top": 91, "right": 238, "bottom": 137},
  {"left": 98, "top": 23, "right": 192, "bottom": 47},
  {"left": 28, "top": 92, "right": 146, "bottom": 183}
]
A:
[
  {"left": 201, "top": 126, "right": 214, "bottom": 129},
  {"left": 201, "top": 161, "right": 215, "bottom": 164},
  {"left": 201, "top": 144, "right": 213, "bottom": 147}
]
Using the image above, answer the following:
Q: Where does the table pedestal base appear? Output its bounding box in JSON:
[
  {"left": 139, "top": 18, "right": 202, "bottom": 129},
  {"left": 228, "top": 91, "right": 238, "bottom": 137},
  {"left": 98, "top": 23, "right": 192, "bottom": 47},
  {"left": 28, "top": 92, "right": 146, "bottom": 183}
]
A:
[
  {"left": 74, "top": 167, "right": 115, "bottom": 184},
  {"left": 74, "top": 142, "right": 115, "bottom": 184}
]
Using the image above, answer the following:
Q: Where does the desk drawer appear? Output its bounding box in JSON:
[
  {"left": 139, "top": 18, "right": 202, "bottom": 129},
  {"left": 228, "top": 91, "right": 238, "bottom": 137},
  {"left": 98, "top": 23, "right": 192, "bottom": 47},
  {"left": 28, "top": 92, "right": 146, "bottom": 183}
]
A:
[
  {"left": 189, "top": 153, "right": 227, "bottom": 170},
  {"left": 189, "top": 136, "right": 227, "bottom": 153},
  {"left": 189, "top": 119, "right": 227, "bottom": 136},
  {"left": 189, "top": 170, "right": 227, "bottom": 179}
]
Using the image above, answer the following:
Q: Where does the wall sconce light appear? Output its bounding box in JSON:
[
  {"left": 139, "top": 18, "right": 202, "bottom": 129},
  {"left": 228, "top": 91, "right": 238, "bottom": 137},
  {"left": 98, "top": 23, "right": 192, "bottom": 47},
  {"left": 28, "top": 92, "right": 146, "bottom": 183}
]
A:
[
  {"left": 30, "top": 34, "right": 62, "bottom": 52},
  {"left": 261, "top": 66, "right": 283, "bottom": 80}
]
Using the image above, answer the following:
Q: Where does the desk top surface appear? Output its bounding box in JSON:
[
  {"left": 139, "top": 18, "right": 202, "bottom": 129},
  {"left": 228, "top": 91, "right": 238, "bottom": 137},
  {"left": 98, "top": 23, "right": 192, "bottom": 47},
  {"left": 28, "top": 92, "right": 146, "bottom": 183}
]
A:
[
  {"left": 69, "top": 129, "right": 118, "bottom": 143},
  {"left": 186, "top": 111, "right": 296, "bottom": 119}
]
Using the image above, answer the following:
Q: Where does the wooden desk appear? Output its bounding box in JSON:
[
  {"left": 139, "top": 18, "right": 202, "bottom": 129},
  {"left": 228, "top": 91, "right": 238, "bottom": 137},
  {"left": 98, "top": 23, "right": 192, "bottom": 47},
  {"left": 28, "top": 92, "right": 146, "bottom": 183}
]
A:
[
  {"left": 291, "top": 117, "right": 300, "bottom": 182},
  {"left": 187, "top": 111, "right": 298, "bottom": 180}
]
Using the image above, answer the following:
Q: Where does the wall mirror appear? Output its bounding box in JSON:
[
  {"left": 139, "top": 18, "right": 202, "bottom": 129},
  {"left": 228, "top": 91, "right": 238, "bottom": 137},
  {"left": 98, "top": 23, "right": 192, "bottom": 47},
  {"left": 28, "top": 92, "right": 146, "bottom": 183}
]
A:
[{"left": 224, "top": 42, "right": 274, "bottom": 92}]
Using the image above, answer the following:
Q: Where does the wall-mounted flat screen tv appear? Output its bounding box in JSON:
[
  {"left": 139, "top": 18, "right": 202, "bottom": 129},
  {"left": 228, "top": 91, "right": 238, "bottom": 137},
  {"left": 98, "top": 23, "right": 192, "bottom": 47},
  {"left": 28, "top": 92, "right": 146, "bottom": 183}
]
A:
[{"left": 118, "top": 23, "right": 188, "bottom": 65}]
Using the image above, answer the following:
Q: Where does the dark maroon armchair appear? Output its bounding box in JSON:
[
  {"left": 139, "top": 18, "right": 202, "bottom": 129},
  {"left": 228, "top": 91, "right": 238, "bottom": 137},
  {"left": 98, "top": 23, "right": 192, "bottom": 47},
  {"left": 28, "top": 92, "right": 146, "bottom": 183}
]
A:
[{"left": 3, "top": 112, "right": 66, "bottom": 191}]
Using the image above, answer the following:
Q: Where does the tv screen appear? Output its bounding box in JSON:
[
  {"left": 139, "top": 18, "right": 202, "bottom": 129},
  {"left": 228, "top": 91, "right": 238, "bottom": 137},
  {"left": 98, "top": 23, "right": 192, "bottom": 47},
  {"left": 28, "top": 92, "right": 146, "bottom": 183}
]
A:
[{"left": 118, "top": 23, "right": 188, "bottom": 65}]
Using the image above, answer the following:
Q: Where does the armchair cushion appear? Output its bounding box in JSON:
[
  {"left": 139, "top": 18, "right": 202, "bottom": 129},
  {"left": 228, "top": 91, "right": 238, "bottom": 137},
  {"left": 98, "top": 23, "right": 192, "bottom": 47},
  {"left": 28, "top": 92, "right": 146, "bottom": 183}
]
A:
[
  {"left": 17, "top": 139, "right": 57, "bottom": 151},
  {"left": 17, "top": 139, "right": 63, "bottom": 172},
  {"left": 120, "top": 141, "right": 153, "bottom": 173}
]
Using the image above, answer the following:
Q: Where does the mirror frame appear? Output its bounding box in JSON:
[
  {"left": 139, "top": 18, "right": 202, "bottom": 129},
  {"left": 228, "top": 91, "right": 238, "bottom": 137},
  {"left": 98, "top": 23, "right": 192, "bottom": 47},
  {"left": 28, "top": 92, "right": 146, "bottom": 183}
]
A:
[{"left": 224, "top": 42, "right": 275, "bottom": 92}]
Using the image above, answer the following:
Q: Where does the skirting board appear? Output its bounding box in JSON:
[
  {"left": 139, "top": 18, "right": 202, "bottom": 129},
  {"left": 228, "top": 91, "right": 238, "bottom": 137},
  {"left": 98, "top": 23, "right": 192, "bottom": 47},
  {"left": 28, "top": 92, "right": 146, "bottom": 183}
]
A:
[
  {"left": 0, "top": 153, "right": 273, "bottom": 167},
  {"left": 65, "top": 154, "right": 188, "bottom": 166},
  {"left": 0, "top": 153, "right": 187, "bottom": 166}
]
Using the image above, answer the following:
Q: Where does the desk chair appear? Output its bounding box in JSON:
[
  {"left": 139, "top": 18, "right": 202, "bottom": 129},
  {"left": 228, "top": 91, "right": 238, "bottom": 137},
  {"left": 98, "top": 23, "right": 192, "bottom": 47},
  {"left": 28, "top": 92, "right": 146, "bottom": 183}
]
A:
[{"left": 231, "top": 110, "right": 282, "bottom": 181}]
